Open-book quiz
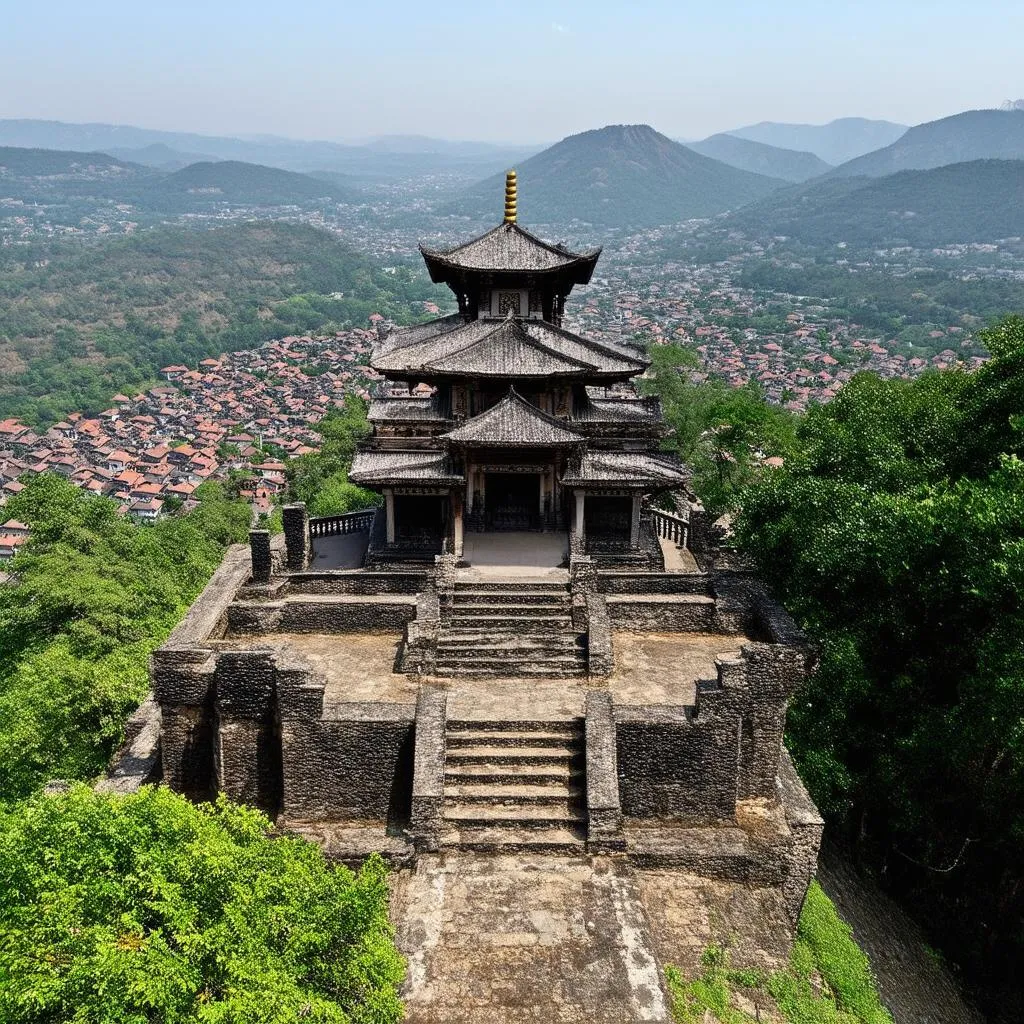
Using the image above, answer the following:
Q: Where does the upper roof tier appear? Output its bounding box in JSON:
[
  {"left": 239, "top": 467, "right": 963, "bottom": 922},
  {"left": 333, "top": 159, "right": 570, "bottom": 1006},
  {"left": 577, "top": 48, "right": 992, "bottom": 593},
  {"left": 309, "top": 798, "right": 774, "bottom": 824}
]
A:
[
  {"left": 372, "top": 314, "right": 647, "bottom": 382},
  {"left": 420, "top": 222, "right": 600, "bottom": 286}
]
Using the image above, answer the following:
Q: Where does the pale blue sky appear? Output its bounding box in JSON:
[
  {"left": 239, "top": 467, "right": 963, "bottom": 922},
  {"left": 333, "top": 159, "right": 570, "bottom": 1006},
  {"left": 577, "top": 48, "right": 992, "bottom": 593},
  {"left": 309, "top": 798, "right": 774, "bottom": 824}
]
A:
[{"left": 3, "top": 0, "right": 1021, "bottom": 142}]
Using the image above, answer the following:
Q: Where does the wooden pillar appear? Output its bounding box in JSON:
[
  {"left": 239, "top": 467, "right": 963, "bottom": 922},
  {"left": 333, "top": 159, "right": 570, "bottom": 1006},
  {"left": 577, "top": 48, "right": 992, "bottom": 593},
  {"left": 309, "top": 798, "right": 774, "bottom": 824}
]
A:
[
  {"left": 385, "top": 489, "right": 395, "bottom": 544},
  {"left": 630, "top": 493, "right": 642, "bottom": 548},
  {"left": 465, "top": 463, "right": 474, "bottom": 514},
  {"left": 574, "top": 488, "right": 585, "bottom": 542}
]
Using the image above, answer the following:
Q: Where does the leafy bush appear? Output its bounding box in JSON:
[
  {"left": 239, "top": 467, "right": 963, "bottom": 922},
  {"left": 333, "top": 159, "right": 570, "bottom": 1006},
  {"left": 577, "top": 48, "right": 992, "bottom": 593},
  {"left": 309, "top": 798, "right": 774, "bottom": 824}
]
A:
[{"left": 0, "top": 786, "right": 404, "bottom": 1023}]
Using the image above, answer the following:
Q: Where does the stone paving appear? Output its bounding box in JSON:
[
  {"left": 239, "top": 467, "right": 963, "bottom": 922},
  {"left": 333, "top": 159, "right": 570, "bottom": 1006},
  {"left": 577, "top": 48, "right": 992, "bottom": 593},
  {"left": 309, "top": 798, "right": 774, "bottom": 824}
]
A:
[
  {"left": 392, "top": 853, "right": 669, "bottom": 1024},
  {"left": 461, "top": 531, "right": 569, "bottom": 574}
]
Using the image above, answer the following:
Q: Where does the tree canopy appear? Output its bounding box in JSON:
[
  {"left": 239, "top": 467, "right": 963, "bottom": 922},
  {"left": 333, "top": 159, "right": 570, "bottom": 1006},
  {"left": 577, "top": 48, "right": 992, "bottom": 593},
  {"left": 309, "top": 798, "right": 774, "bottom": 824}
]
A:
[
  {"left": 0, "top": 476, "right": 251, "bottom": 800},
  {"left": 735, "top": 315, "right": 1024, "bottom": 1016},
  {"left": 0, "top": 786, "right": 404, "bottom": 1023}
]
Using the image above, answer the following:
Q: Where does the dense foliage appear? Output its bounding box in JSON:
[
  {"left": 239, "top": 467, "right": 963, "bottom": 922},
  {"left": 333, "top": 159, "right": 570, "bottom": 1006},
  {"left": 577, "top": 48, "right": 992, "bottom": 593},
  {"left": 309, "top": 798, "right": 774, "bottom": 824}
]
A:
[
  {"left": 666, "top": 881, "right": 892, "bottom": 1023},
  {"left": 286, "top": 397, "right": 380, "bottom": 518},
  {"left": 735, "top": 315, "right": 1024, "bottom": 1019},
  {"left": 0, "top": 221, "right": 444, "bottom": 427},
  {"left": 641, "top": 342, "right": 797, "bottom": 514},
  {"left": 0, "top": 475, "right": 251, "bottom": 800},
  {"left": 0, "top": 786, "right": 404, "bottom": 1023}
]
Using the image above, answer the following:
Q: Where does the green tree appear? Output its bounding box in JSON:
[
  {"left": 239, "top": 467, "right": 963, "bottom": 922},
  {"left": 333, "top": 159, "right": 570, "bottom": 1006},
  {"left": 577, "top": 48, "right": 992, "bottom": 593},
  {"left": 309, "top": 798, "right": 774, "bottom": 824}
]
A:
[
  {"left": 735, "top": 315, "right": 1024, "bottom": 1016},
  {"left": 0, "top": 786, "right": 404, "bottom": 1023}
]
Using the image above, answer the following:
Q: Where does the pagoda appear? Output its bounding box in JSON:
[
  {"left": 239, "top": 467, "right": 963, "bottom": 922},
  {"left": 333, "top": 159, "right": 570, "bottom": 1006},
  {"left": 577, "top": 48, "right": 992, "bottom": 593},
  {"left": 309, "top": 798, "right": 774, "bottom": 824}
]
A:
[{"left": 350, "top": 170, "right": 689, "bottom": 565}]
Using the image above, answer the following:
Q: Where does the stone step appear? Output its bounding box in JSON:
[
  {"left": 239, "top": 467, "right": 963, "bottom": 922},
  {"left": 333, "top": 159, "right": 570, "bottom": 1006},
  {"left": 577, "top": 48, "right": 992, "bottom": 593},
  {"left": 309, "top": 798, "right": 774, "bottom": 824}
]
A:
[
  {"left": 439, "top": 629, "right": 583, "bottom": 642},
  {"left": 443, "top": 803, "right": 586, "bottom": 827},
  {"left": 446, "top": 730, "right": 582, "bottom": 748},
  {"left": 446, "top": 745, "right": 583, "bottom": 766},
  {"left": 452, "top": 581, "right": 568, "bottom": 593},
  {"left": 451, "top": 590, "right": 571, "bottom": 605},
  {"left": 444, "top": 783, "right": 583, "bottom": 804},
  {"left": 444, "top": 763, "right": 582, "bottom": 785},
  {"left": 435, "top": 664, "right": 589, "bottom": 678},
  {"left": 439, "top": 825, "right": 586, "bottom": 854},
  {"left": 437, "top": 649, "right": 585, "bottom": 665},
  {"left": 445, "top": 614, "right": 573, "bottom": 629},
  {"left": 449, "top": 602, "right": 569, "bottom": 614},
  {"left": 437, "top": 643, "right": 584, "bottom": 658},
  {"left": 447, "top": 719, "right": 582, "bottom": 734}
]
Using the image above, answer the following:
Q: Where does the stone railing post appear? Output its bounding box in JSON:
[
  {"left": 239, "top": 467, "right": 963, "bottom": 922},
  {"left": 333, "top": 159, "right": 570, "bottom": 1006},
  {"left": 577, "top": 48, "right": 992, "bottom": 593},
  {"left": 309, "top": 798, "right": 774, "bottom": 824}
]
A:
[
  {"left": 282, "top": 503, "right": 310, "bottom": 572},
  {"left": 248, "top": 529, "right": 272, "bottom": 583},
  {"left": 410, "top": 685, "right": 447, "bottom": 852},
  {"left": 585, "top": 690, "right": 624, "bottom": 851}
]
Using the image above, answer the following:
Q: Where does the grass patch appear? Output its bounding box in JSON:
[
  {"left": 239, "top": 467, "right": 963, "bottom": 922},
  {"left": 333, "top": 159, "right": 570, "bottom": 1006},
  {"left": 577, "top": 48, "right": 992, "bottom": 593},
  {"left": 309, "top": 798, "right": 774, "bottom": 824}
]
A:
[{"left": 666, "top": 881, "right": 892, "bottom": 1024}]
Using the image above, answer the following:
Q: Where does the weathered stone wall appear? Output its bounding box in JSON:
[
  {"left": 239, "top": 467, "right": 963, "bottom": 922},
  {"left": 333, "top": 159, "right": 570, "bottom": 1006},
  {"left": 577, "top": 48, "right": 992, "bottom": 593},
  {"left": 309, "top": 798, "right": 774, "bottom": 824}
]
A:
[
  {"left": 615, "top": 697, "right": 740, "bottom": 823},
  {"left": 586, "top": 593, "right": 614, "bottom": 676},
  {"left": 777, "top": 749, "right": 825, "bottom": 927},
  {"left": 286, "top": 570, "right": 429, "bottom": 595},
  {"left": 605, "top": 595, "right": 720, "bottom": 632},
  {"left": 598, "top": 572, "right": 713, "bottom": 596},
  {"left": 226, "top": 597, "right": 417, "bottom": 634},
  {"left": 283, "top": 503, "right": 310, "bottom": 571},
  {"left": 280, "top": 704, "right": 414, "bottom": 822}
]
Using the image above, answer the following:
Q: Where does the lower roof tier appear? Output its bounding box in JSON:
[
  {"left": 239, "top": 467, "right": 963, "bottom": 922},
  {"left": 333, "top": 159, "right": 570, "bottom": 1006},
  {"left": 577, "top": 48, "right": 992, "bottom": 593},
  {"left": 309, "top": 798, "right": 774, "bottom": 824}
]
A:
[
  {"left": 349, "top": 445, "right": 688, "bottom": 491},
  {"left": 372, "top": 314, "right": 647, "bottom": 382}
]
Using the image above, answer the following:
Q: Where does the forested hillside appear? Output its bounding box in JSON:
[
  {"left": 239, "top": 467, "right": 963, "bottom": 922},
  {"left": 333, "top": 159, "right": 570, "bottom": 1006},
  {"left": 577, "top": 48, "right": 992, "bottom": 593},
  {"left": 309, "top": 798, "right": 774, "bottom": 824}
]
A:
[
  {"left": 733, "top": 315, "right": 1024, "bottom": 1022},
  {"left": 731, "top": 159, "right": 1024, "bottom": 246},
  {"left": 0, "top": 221, "right": 442, "bottom": 425}
]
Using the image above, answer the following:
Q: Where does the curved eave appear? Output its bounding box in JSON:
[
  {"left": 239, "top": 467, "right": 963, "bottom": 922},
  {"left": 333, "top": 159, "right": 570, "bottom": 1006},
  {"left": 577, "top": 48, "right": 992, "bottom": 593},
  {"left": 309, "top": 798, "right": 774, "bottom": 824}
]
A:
[{"left": 419, "top": 243, "right": 601, "bottom": 286}]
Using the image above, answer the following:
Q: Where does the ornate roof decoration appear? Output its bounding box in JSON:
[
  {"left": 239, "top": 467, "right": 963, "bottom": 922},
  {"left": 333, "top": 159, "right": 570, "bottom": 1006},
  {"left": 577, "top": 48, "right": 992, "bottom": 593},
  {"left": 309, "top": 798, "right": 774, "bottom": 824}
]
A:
[
  {"left": 419, "top": 222, "right": 600, "bottom": 282},
  {"left": 442, "top": 389, "right": 584, "bottom": 448},
  {"left": 372, "top": 314, "right": 646, "bottom": 381},
  {"left": 561, "top": 450, "right": 690, "bottom": 489},
  {"left": 503, "top": 169, "right": 517, "bottom": 224},
  {"left": 349, "top": 450, "right": 464, "bottom": 487}
]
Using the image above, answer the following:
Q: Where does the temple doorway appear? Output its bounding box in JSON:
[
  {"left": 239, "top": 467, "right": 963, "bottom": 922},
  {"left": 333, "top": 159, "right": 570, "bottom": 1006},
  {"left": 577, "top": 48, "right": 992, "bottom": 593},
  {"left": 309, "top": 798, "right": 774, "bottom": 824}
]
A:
[
  {"left": 393, "top": 494, "right": 447, "bottom": 550},
  {"left": 485, "top": 472, "right": 541, "bottom": 531}
]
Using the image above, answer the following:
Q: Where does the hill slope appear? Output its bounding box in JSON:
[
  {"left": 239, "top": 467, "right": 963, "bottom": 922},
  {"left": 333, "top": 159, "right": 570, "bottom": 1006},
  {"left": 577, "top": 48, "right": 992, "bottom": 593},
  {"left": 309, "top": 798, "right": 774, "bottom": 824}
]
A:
[
  {"left": 151, "top": 160, "right": 357, "bottom": 205},
  {"left": 455, "top": 124, "right": 785, "bottom": 228},
  {"left": 728, "top": 117, "right": 907, "bottom": 165},
  {"left": 0, "top": 145, "right": 141, "bottom": 177},
  {"left": 0, "top": 221, "right": 441, "bottom": 424},
  {"left": 730, "top": 159, "right": 1024, "bottom": 246},
  {"left": 687, "top": 133, "right": 832, "bottom": 182},
  {"left": 829, "top": 108, "right": 1024, "bottom": 177}
]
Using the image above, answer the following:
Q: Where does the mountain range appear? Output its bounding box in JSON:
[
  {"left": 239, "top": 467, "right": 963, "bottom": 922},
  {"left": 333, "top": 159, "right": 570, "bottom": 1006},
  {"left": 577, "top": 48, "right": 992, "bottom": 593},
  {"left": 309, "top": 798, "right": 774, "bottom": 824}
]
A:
[
  {"left": 728, "top": 159, "right": 1024, "bottom": 246},
  {"left": 827, "top": 108, "right": 1024, "bottom": 176},
  {"left": 455, "top": 124, "right": 785, "bottom": 227},
  {"left": 0, "top": 119, "right": 539, "bottom": 181},
  {"left": 686, "top": 134, "right": 832, "bottom": 182},
  {"left": 726, "top": 117, "right": 908, "bottom": 165}
]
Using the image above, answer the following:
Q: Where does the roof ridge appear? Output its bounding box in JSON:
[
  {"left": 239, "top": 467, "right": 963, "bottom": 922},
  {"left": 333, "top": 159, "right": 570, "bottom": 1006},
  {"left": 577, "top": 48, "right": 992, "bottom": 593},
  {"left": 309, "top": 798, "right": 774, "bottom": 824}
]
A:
[{"left": 525, "top": 318, "right": 647, "bottom": 368}]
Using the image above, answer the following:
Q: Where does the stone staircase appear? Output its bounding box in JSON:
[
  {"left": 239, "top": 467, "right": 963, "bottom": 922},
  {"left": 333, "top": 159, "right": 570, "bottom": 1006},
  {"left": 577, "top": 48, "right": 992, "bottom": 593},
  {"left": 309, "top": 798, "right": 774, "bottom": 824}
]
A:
[
  {"left": 441, "top": 719, "right": 587, "bottom": 852},
  {"left": 437, "top": 579, "right": 587, "bottom": 677}
]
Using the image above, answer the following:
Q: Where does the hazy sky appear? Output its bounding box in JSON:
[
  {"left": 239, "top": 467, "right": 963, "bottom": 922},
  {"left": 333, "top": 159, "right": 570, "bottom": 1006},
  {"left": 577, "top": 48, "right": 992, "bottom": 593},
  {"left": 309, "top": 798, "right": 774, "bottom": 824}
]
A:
[{"left": 3, "top": 0, "right": 1022, "bottom": 143}]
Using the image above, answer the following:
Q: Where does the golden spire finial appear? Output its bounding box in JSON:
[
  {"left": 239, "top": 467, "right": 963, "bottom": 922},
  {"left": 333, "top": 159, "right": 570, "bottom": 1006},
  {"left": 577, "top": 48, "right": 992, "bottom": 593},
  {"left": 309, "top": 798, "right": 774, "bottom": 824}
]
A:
[{"left": 503, "top": 169, "right": 517, "bottom": 223}]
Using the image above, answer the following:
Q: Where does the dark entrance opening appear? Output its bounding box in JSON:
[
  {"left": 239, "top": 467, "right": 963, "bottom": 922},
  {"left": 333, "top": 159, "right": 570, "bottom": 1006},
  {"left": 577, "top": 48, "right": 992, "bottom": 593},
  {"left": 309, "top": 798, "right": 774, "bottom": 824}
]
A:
[
  {"left": 585, "top": 495, "right": 632, "bottom": 550},
  {"left": 485, "top": 473, "right": 540, "bottom": 531},
  {"left": 394, "top": 494, "right": 446, "bottom": 550}
]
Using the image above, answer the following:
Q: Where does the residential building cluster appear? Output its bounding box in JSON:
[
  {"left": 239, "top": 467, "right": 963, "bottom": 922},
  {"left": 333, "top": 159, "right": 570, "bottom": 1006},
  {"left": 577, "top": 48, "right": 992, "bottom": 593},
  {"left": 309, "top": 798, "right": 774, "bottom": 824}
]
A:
[{"left": 0, "top": 327, "right": 385, "bottom": 551}]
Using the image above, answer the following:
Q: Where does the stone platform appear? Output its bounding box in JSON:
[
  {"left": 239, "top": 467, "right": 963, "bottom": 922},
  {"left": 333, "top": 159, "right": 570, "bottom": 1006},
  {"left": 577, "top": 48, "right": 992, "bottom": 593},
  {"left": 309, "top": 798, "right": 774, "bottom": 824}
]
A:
[{"left": 391, "top": 851, "right": 796, "bottom": 1024}]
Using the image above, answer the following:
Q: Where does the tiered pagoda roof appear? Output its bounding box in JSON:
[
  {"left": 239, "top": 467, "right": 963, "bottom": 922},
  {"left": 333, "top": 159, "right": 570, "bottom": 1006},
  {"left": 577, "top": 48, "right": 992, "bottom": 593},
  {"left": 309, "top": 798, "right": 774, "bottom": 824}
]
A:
[
  {"left": 561, "top": 450, "right": 690, "bottom": 489},
  {"left": 373, "top": 314, "right": 646, "bottom": 382},
  {"left": 442, "top": 389, "right": 584, "bottom": 448},
  {"left": 420, "top": 222, "right": 600, "bottom": 283},
  {"left": 367, "top": 396, "right": 449, "bottom": 425},
  {"left": 349, "top": 450, "right": 464, "bottom": 487}
]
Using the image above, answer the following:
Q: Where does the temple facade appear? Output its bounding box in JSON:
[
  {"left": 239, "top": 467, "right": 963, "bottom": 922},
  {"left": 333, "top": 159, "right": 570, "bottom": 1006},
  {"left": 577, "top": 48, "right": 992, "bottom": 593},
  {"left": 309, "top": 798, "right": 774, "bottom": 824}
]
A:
[{"left": 350, "top": 171, "right": 688, "bottom": 567}]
